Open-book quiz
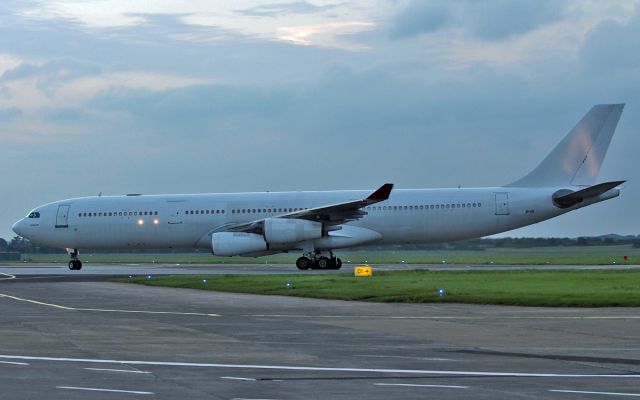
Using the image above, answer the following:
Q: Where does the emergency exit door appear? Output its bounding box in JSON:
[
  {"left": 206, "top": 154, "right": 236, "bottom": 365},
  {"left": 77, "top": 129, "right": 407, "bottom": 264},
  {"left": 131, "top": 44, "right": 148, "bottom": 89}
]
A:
[
  {"left": 55, "top": 205, "right": 70, "bottom": 228},
  {"left": 494, "top": 193, "right": 510, "bottom": 215}
]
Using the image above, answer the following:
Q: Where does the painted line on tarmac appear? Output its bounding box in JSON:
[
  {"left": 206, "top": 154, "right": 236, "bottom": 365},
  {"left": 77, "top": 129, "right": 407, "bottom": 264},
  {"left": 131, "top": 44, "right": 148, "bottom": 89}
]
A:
[
  {"left": 57, "top": 386, "right": 154, "bottom": 395},
  {"left": 0, "top": 293, "right": 219, "bottom": 317},
  {"left": 550, "top": 389, "right": 640, "bottom": 397},
  {"left": 84, "top": 368, "right": 152, "bottom": 374},
  {"left": 221, "top": 376, "right": 257, "bottom": 381},
  {"left": 2, "top": 354, "right": 640, "bottom": 378},
  {"left": 0, "top": 273, "right": 15, "bottom": 281},
  {"left": 249, "top": 314, "right": 640, "bottom": 320},
  {"left": 0, "top": 293, "right": 74, "bottom": 310},
  {"left": 375, "top": 383, "right": 468, "bottom": 389},
  {"left": 0, "top": 360, "right": 29, "bottom": 366},
  {"left": 355, "top": 355, "right": 456, "bottom": 361},
  {"left": 231, "top": 398, "right": 281, "bottom": 400}
]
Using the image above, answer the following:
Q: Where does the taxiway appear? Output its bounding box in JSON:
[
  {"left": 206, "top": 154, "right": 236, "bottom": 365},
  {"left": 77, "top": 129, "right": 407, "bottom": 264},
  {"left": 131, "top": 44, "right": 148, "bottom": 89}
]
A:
[{"left": 0, "top": 263, "right": 638, "bottom": 399}]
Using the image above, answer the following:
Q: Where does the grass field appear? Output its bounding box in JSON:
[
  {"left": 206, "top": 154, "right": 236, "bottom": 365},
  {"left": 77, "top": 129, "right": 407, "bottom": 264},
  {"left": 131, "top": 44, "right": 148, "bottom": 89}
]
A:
[
  {"left": 18, "top": 245, "right": 639, "bottom": 265},
  {"left": 119, "top": 269, "right": 640, "bottom": 307}
]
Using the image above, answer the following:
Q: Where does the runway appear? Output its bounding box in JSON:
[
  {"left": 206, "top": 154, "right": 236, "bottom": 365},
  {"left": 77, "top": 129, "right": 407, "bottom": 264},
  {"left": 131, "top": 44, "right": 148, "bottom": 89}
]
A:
[{"left": 0, "top": 264, "right": 639, "bottom": 399}]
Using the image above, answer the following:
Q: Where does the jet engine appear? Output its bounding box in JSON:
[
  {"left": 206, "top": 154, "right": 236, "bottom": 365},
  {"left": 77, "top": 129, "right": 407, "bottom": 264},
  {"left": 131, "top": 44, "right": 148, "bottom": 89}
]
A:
[
  {"left": 211, "top": 232, "right": 267, "bottom": 256},
  {"left": 263, "top": 218, "right": 322, "bottom": 244}
]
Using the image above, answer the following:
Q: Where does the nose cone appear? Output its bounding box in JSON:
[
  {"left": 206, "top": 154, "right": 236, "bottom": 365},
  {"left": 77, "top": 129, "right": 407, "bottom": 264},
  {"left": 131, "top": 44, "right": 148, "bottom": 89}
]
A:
[{"left": 12, "top": 219, "right": 25, "bottom": 237}]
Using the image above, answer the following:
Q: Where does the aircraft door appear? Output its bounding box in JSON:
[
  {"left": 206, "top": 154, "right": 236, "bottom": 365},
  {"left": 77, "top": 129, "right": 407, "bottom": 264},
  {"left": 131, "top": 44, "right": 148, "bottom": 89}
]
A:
[
  {"left": 494, "top": 193, "right": 510, "bottom": 215},
  {"left": 167, "top": 200, "right": 184, "bottom": 225},
  {"left": 168, "top": 211, "right": 183, "bottom": 225},
  {"left": 55, "top": 205, "right": 70, "bottom": 228}
]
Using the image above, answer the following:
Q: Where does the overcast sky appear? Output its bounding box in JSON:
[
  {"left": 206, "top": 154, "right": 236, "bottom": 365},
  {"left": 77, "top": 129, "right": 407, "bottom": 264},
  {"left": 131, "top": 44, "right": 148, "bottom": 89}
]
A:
[{"left": 1, "top": 0, "right": 638, "bottom": 240}]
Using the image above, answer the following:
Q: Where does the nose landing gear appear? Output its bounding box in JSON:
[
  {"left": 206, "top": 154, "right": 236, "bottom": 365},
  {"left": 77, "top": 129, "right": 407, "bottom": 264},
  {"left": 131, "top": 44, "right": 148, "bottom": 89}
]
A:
[{"left": 66, "top": 248, "right": 82, "bottom": 270}]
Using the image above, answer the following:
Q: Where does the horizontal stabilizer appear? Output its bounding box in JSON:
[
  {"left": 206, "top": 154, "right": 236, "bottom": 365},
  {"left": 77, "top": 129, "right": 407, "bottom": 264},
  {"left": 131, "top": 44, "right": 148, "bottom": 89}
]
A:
[{"left": 553, "top": 180, "right": 625, "bottom": 208}]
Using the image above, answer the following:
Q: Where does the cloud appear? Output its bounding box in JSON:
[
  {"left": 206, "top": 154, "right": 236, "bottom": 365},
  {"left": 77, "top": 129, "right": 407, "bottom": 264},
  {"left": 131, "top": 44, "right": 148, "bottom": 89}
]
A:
[
  {"left": 579, "top": 6, "right": 640, "bottom": 73},
  {"left": 0, "top": 0, "right": 639, "bottom": 240},
  {"left": 277, "top": 21, "right": 375, "bottom": 47},
  {"left": 389, "top": 0, "right": 567, "bottom": 40},
  {"left": 237, "top": 1, "right": 339, "bottom": 17},
  {"left": 0, "top": 66, "right": 211, "bottom": 113},
  {"left": 389, "top": 1, "right": 452, "bottom": 39}
]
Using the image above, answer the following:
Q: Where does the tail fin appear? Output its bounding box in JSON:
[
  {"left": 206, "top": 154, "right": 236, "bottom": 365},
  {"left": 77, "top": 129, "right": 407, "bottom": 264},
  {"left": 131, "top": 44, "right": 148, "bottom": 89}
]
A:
[{"left": 508, "top": 104, "right": 625, "bottom": 187}]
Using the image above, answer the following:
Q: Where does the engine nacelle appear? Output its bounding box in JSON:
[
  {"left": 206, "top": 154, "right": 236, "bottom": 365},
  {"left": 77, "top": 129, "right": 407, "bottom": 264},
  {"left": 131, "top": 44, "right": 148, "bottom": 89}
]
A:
[
  {"left": 211, "top": 232, "right": 267, "bottom": 256},
  {"left": 264, "top": 218, "right": 322, "bottom": 244}
]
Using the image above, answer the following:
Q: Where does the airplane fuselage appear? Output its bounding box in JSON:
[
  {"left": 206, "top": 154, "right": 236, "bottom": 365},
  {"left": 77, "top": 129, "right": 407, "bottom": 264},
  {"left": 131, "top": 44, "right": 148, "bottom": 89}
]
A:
[{"left": 13, "top": 186, "right": 616, "bottom": 251}]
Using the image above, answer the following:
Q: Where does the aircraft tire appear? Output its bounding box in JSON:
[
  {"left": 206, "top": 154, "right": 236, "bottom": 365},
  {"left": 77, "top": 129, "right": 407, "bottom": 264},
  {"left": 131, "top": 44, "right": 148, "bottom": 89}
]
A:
[
  {"left": 316, "top": 256, "right": 331, "bottom": 269},
  {"left": 296, "top": 257, "right": 311, "bottom": 270},
  {"left": 68, "top": 260, "right": 82, "bottom": 270},
  {"left": 335, "top": 258, "right": 342, "bottom": 270}
]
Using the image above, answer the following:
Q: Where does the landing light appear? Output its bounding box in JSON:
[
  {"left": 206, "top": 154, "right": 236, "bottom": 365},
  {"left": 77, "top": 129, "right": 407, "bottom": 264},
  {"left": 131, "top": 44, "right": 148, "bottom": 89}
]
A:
[
  {"left": 137, "top": 219, "right": 144, "bottom": 225},
  {"left": 153, "top": 219, "right": 159, "bottom": 225}
]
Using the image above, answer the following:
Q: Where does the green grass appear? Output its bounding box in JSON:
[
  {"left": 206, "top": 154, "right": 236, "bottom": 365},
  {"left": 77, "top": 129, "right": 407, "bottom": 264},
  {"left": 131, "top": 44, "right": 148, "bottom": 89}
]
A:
[
  {"left": 18, "top": 245, "right": 640, "bottom": 265},
  {"left": 117, "top": 269, "right": 640, "bottom": 307}
]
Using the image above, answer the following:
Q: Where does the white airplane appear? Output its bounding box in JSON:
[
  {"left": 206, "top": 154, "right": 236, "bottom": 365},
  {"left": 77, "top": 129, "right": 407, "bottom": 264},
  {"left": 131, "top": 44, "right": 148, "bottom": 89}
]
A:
[{"left": 13, "top": 104, "right": 626, "bottom": 271}]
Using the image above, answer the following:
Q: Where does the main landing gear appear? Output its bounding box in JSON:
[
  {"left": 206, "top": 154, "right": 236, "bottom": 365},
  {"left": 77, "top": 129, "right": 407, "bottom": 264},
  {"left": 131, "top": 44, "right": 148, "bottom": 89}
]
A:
[
  {"left": 67, "top": 248, "right": 82, "bottom": 270},
  {"left": 296, "top": 252, "right": 342, "bottom": 270}
]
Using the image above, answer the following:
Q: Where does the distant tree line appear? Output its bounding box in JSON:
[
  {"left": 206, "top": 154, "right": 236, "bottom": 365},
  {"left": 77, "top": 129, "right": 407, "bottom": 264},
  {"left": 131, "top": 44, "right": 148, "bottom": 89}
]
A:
[
  {"left": 2, "top": 234, "right": 640, "bottom": 254},
  {"left": 0, "top": 236, "right": 66, "bottom": 254}
]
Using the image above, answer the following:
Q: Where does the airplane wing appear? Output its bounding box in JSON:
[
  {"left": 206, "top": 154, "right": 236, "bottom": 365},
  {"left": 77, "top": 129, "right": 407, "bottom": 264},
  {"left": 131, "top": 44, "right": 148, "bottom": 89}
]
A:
[{"left": 215, "top": 183, "right": 393, "bottom": 234}]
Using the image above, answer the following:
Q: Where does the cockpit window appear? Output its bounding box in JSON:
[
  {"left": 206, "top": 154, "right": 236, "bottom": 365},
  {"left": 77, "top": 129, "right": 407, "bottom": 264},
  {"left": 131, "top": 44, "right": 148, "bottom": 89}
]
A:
[{"left": 27, "top": 211, "right": 41, "bottom": 219}]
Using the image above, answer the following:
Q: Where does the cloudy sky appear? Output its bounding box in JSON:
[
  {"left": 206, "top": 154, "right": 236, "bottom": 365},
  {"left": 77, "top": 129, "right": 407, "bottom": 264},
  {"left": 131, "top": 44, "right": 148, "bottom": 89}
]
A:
[{"left": 1, "top": 0, "right": 638, "bottom": 240}]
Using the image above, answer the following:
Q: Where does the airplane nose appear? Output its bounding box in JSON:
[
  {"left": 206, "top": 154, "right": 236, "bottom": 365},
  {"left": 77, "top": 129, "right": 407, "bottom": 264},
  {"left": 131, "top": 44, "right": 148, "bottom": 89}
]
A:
[{"left": 12, "top": 219, "right": 25, "bottom": 236}]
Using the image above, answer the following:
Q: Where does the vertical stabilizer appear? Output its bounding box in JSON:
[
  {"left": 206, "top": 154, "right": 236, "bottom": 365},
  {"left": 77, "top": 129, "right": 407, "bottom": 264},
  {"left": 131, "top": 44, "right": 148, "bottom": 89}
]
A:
[{"left": 508, "top": 104, "right": 624, "bottom": 187}]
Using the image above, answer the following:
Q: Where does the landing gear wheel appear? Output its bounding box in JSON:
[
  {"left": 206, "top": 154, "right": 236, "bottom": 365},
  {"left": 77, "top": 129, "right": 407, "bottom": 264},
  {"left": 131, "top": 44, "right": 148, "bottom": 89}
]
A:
[
  {"left": 316, "top": 256, "right": 331, "bottom": 269},
  {"left": 296, "top": 257, "right": 311, "bottom": 270},
  {"left": 335, "top": 258, "right": 342, "bottom": 270},
  {"left": 68, "top": 260, "right": 82, "bottom": 270}
]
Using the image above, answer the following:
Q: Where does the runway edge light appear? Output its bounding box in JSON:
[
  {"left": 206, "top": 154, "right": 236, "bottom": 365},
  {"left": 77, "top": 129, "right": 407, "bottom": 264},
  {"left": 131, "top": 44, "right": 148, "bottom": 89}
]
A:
[{"left": 354, "top": 265, "right": 372, "bottom": 277}]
